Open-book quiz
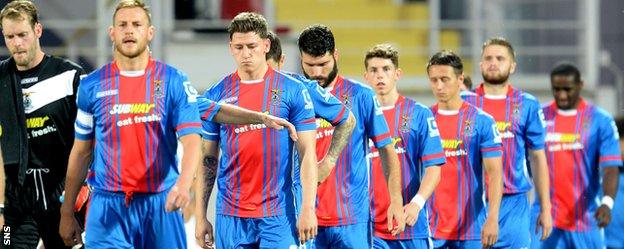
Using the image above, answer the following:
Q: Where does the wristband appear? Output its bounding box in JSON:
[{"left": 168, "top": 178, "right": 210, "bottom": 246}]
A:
[
  {"left": 410, "top": 194, "right": 426, "bottom": 209},
  {"left": 602, "top": 196, "right": 614, "bottom": 210}
]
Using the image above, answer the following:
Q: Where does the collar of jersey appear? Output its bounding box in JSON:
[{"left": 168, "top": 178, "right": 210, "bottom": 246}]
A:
[
  {"left": 476, "top": 83, "right": 514, "bottom": 99},
  {"left": 235, "top": 66, "right": 274, "bottom": 84},
  {"left": 119, "top": 70, "right": 145, "bottom": 77},
  {"left": 556, "top": 109, "right": 578, "bottom": 116},
  {"left": 553, "top": 97, "right": 588, "bottom": 116}
]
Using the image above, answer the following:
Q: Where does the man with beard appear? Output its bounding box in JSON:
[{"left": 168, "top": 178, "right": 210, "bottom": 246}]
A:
[
  {"left": 532, "top": 63, "right": 620, "bottom": 249},
  {"left": 463, "top": 37, "right": 553, "bottom": 248},
  {"left": 262, "top": 31, "right": 356, "bottom": 243},
  {"left": 59, "top": 1, "right": 203, "bottom": 248},
  {"left": 264, "top": 32, "right": 355, "bottom": 189},
  {"left": 297, "top": 24, "right": 405, "bottom": 248},
  {"left": 0, "top": 1, "right": 86, "bottom": 248}
]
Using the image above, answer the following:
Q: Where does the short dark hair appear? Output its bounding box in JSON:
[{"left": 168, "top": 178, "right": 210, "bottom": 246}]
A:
[
  {"left": 616, "top": 116, "right": 624, "bottom": 139},
  {"left": 365, "top": 44, "right": 399, "bottom": 69},
  {"left": 266, "top": 31, "right": 282, "bottom": 62},
  {"left": 463, "top": 75, "right": 473, "bottom": 89},
  {"left": 113, "top": 0, "right": 152, "bottom": 25},
  {"left": 482, "top": 37, "right": 516, "bottom": 61},
  {"left": 426, "top": 50, "right": 463, "bottom": 76},
  {"left": 228, "top": 12, "right": 268, "bottom": 40},
  {"left": 550, "top": 62, "right": 582, "bottom": 83},
  {"left": 297, "top": 24, "right": 335, "bottom": 57},
  {"left": 1, "top": 0, "right": 39, "bottom": 29}
]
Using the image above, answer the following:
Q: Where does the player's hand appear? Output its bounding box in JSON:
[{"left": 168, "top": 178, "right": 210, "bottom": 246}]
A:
[
  {"left": 195, "top": 218, "right": 215, "bottom": 249},
  {"left": 387, "top": 201, "right": 405, "bottom": 236},
  {"left": 0, "top": 215, "right": 4, "bottom": 228},
  {"left": 261, "top": 113, "right": 298, "bottom": 141},
  {"left": 595, "top": 205, "right": 612, "bottom": 227},
  {"left": 59, "top": 210, "right": 83, "bottom": 246},
  {"left": 402, "top": 202, "right": 420, "bottom": 226},
  {"left": 535, "top": 209, "right": 553, "bottom": 240},
  {"left": 165, "top": 185, "right": 191, "bottom": 212},
  {"left": 481, "top": 216, "right": 498, "bottom": 248},
  {"left": 317, "top": 158, "right": 335, "bottom": 183},
  {"left": 296, "top": 206, "right": 318, "bottom": 243}
]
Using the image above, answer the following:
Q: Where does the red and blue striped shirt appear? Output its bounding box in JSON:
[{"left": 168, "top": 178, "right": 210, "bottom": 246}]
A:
[
  {"left": 429, "top": 102, "right": 503, "bottom": 240},
  {"left": 315, "top": 76, "right": 393, "bottom": 226},
  {"left": 74, "top": 59, "right": 202, "bottom": 194},
  {"left": 463, "top": 84, "right": 546, "bottom": 194},
  {"left": 370, "top": 95, "right": 445, "bottom": 240},
  {"left": 542, "top": 99, "right": 622, "bottom": 231},
  {"left": 202, "top": 68, "right": 317, "bottom": 218}
]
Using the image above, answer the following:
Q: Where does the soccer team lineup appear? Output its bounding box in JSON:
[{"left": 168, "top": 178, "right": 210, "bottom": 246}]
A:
[{"left": 1, "top": 0, "right": 624, "bottom": 249}]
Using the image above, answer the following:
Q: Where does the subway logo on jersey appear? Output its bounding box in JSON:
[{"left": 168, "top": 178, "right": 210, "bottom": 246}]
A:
[
  {"left": 546, "top": 132, "right": 583, "bottom": 152},
  {"left": 442, "top": 139, "right": 462, "bottom": 149},
  {"left": 109, "top": 103, "right": 155, "bottom": 115},
  {"left": 495, "top": 121, "right": 515, "bottom": 139},
  {"left": 545, "top": 132, "right": 580, "bottom": 143},
  {"left": 316, "top": 118, "right": 333, "bottom": 129},
  {"left": 441, "top": 139, "right": 468, "bottom": 157},
  {"left": 26, "top": 116, "right": 50, "bottom": 129}
]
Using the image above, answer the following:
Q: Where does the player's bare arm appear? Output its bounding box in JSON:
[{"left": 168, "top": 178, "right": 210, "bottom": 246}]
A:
[
  {"left": 295, "top": 130, "right": 318, "bottom": 243},
  {"left": 213, "top": 103, "right": 298, "bottom": 141},
  {"left": 318, "top": 112, "right": 355, "bottom": 183},
  {"left": 195, "top": 139, "right": 219, "bottom": 249},
  {"left": 482, "top": 156, "right": 503, "bottom": 247},
  {"left": 166, "top": 134, "right": 201, "bottom": 212},
  {"left": 529, "top": 149, "right": 553, "bottom": 240},
  {"left": 404, "top": 166, "right": 440, "bottom": 226},
  {"left": 59, "top": 139, "right": 93, "bottom": 246},
  {"left": 596, "top": 167, "right": 620, "bottom": 227},
  {"left": 378, "top": 144, "right": 404, "bottom": 235}
]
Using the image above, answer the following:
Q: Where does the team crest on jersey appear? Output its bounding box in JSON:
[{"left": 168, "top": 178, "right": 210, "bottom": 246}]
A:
[
  {"left": 513, "top": 104, "right": 521, "bottom": 120},
  {"left": 154, "top": 80, "right": 164, "bottom": 99},
  {"left": 341, "top": 94, "right": 351, "bottom": 108},
  {"left": 270, "top": 89, "right": 282, "bottom": 105},
  {"left": 22, "top": 91, "right": 33, "bottom": 110},
  {"left": 464, "top": 120, "right": 473, "bottom": 136},
  {"left": 400, "top": 115, "right": 411, "bottom": 133}
]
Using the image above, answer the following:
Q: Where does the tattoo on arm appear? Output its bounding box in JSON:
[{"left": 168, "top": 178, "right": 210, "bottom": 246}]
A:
[
  {"left": 202, "top": 155, "right": 218, "bottom": 205},
  {"left": 324, "top": 114, "right": 355, "bottom": 163}
]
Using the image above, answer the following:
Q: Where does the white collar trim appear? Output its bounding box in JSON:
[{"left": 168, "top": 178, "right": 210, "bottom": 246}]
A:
[
  {"left": 119, "top": 70, "right": 145, "bottom": 77},
  {"left": 484, "top": 94, "right": 507, "bottom": 100},
  {"left": 437, "top": 109, "right": 460, "bottom": 116},
  {"left": 240, "top": 79, "right": 264, "bottom": 84},
  {"left": 557, "top": 109, "right": 578, "bottom": 116}
]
